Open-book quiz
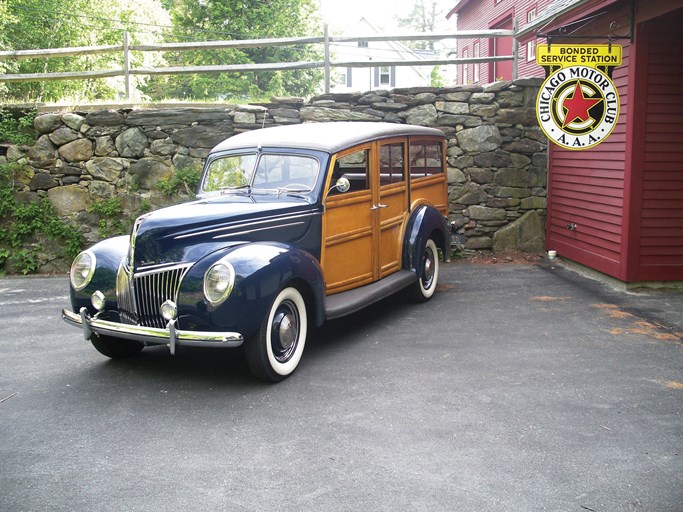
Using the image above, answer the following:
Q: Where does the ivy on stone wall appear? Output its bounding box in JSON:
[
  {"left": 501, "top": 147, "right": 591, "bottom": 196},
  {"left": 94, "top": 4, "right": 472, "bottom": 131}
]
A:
[{"left": 0, "top": 163, "right": 82, "bottom": 274}]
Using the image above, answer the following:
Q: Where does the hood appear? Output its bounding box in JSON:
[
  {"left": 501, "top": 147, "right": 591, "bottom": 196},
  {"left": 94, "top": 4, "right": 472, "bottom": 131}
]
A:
[{"left": 130, "top": 194, "right": 319, "bottom": 269}]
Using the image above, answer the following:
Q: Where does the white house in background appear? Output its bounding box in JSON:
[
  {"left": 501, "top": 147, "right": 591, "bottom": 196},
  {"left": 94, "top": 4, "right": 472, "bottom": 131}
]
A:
[{"left": 330, "top": 18, "right": 435, "bottom": 93}]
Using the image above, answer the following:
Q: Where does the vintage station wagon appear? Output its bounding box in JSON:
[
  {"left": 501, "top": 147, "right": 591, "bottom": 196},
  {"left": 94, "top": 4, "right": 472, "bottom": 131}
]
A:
[{"left": 62, "top": 122, "right": 450, "bottom": 381}]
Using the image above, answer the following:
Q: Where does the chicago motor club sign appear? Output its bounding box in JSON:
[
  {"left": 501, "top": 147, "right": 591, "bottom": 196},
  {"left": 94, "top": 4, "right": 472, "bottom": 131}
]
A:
[{"left": 536, "top": 44, "right": 622, "bottom": 150}]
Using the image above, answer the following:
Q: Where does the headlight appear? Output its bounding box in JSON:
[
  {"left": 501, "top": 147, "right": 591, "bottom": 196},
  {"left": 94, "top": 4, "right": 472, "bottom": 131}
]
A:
[
  {"left": 70, "top": 251, "right": 96, "bottom": 291},
  {"left": 203, "top": 261, "right": 235, "bottom": 306}
]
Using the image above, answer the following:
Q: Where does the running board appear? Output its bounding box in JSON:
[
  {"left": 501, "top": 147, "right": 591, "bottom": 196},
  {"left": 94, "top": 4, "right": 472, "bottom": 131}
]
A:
[{"left": 324, "top": 270, "right": 417, "bottom": 320}]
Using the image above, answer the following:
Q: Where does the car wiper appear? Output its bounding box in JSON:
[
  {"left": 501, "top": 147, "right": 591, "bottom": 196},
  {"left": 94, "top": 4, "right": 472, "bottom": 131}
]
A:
[{"left": 219, "top": 185, "right": 252, "bottom": 195}]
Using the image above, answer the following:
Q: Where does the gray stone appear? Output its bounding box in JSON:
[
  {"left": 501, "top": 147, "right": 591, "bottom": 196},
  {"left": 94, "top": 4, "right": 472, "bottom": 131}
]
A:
[
  {"left": 268, "top": 108, "right": 300, "bottom": 119},
  {"left": 34, "top": 114, "right": 62, "bottom": 134},
  {"left": 465, "top": 236, "right": 492, "bottom": 249},
  {"left": 49, "top": 126, "right": 79, "bottom": 146},
  {"left": 496, "top": 107, "right": 536, "bottom": 125},
  {"left": 467, "top": 205, "right": 507, "bottom": 221},
  {"left": 470, "top": 93, "right": 495, "bottom": 104},
  {"left": 469, "top": 104, "right": 498, "bottom": 117},
  {"left": 6, "top": 145, "right": 25, "bottom": 162},
  {"left": 456, "top": 125, "right": 502, "bottom": 152},
  {"left": 466, "top": 167, "right": 493, "bottom": 184},
  {"left": 89, "top": 180, "right": 116, "bottom": 199},
  {"left": 126, "top": 108, "right": 229, "bottom": 126},
  {"left": 488, "top": 197, "right": 520, "bottom": 208},
  {"left": 116, "top": 127, "right": 148, "bottom": 158},
  {"left": 234, "top": 111, "right": 256, "bottom": 124},
  {"left": 435, "top": 101, "right": 469, "bottom": 115},
  {"left": 28, "top": 172, "right": 58, "bottom": 191},
  {"left": 496, "top": 90, "right": 525, "bottom": 107},
  {"left": 86, "top": 110, "right": 125, "bottom": 126},
  {"left": 529, "top": 166, "right": 548, "bottom": 188},
  {"left": 61, "top": 113, "right": 85, "bottom": 131},
  {"left": 493, "top": 186, "right": 532, "bottom": 198},
  {"left": 95, "top": 136, "right": 115, "bottom": 156},
  {"left": 447, "top": 167, "right": 467, "bottom": 184},
  {"left": 437, "top": 114, "right": 481, "bottom": 127},
  {"left": 483, "top": 81, "right": 511, "bottom": 92},
  {"left": 532, "top": 153, "right": 548, "bottom": 167},
  {"left": 58, "top": 139, "right": 94, "bottom": 162},
  {"left": 474, "top": 151, "right": 511, "bottom": 168},
  {"left": 438, "top": 92, "right": 471, "bottom": 102},
  {"left": 521, "top": 196, "right": 547, "bottom": 210},
  {"left": 405, "top": 104, "right": 438, "bottom": 126},
  {"left": 27, "top": 135, "right": 57, "bottom": 168},
  {"left": 494, "top": 168, "right": 529, "bottom": 188},
  {"left": 510, "top": 153, "right": 531, "bottom": 168},
  {"left": 172, "top": 154, "right": 201, "bottom": 172},
  {"left": 492, "top": 210, "right": 545, "bottom": 253},
  {"left": 129, "top": 158, "right": 173, "bottom": 189},
  {"left": 503, "top": 138, "right": 545, "bottom": 154},
  {"left": 170, "top": 124, "right": 234, "bottom": 148},
  {"left": 299, "top": 107, "right": 382, "bottom": 122},
  {"left": 86, "top": 157, "right": 124, "bottom": 182},
  {"left": 449, "top": 181, "right": 488, "bottom": 205},
  {"left": 150, "top": 137, "right": 176, "bottom": 156},
  {"left": 189, "top": 148, "right": 210, "bottom": 159},
  {"left": 47, "top": 184, "right": 91, "bottom": 216}
]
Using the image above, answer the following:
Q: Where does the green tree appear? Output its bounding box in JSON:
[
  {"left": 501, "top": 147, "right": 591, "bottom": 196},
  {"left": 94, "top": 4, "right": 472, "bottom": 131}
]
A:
[
  {"left": 396, "top": 0, "right": 446, "bottom": 51},
  {"left": 142, "top": 0, "right": 322, "bottom": 101},
  {"left": 0, "top": 0, "right": 169, "bottom": 103}
]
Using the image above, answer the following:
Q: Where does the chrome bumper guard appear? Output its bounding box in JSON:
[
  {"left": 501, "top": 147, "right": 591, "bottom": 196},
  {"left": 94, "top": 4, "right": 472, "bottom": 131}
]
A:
[{"left": 62, "top": 307, "right": 244, "bottom": 354}]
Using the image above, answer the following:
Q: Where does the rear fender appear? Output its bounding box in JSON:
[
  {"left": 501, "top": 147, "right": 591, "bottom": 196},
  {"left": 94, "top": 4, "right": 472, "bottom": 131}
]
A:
[{"left": 403, "top": 205, "right": 449, "bottom": 275}]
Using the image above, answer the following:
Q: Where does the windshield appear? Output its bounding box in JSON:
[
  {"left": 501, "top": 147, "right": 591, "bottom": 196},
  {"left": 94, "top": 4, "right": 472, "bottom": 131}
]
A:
[{"left": 201, "top": 153, "right": 320, "bottom": 194}]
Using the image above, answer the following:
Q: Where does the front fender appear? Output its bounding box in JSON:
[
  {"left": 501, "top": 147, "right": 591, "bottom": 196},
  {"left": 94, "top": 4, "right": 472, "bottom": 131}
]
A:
[
  {"left": 403, "top": 205, "right": 449, "bottom": 273},
  {"left": 69, "top": 236, "right": 129, "bottom": 314},
  {"left": 177, "top": 242, "right": 325, "bottom": 339}
]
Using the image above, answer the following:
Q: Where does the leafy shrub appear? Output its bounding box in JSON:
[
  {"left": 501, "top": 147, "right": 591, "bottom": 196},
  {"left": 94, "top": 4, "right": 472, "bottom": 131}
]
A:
[{"left": 0, "top": 163, "right": 83, "bottom": 274}]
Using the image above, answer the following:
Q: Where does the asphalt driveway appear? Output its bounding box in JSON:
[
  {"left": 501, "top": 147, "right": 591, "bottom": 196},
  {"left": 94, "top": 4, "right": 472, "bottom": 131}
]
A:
[{"left": 0, "top": 261, "right": 681, "bottom": 511}]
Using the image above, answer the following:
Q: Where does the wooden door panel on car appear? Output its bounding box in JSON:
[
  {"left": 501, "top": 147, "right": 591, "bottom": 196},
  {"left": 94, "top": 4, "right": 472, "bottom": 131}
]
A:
[
  {"left": 323, "top": 146, "right": 374, "bottom": 294},
  {"left": 377, "top": 140, "right": 408, "bottom": 277}
]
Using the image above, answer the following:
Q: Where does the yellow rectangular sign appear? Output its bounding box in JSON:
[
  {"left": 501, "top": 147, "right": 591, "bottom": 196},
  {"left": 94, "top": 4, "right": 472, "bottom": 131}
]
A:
[{"left": 536, "top": 44, "right": 622, "bottom": 68}]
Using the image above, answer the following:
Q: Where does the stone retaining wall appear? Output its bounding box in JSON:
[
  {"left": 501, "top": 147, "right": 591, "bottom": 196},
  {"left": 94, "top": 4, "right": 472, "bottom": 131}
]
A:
[{"left": 0, "top": 78, "right": 547, "bottom": 272}]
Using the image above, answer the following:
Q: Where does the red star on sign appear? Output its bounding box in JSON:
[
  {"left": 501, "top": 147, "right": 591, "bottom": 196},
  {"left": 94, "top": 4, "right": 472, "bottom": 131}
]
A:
[{"left": 562, "top": 80, "right": 602, "bottom": 127}]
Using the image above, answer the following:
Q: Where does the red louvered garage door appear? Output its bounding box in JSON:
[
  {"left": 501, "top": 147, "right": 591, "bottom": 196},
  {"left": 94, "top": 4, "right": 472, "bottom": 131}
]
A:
[
  {"left": 628, "top": 10, "right": 683, "bottom": 281},
  {"left": 546, "top": 45, "right": 631, "bottom": 279}
]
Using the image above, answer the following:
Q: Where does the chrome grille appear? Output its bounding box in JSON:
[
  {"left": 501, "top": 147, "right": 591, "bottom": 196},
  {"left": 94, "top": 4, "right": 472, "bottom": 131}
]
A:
[
  {"left": 116, "top": 263, "right": 137, "bottom": 325},
  {"left": 116, "top": 263, "right": 192, "bottom": 328}
]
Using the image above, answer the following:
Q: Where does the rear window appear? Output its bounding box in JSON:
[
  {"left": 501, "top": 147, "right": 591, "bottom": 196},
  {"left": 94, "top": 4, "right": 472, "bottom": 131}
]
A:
[{"left": 409, "top": 141, "right": 443, "bottom": 177}]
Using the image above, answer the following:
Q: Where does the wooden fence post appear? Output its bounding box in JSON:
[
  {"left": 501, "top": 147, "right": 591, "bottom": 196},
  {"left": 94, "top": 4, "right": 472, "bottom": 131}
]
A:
[
  {"left": 324, "top": 24, "right": 330, "bottom": 94},
  {"left": 124, "top": 31, "right": 131, "bottom": 100},
  {"left": 512, "top": 19, "right": 519, "bottom": 80}
]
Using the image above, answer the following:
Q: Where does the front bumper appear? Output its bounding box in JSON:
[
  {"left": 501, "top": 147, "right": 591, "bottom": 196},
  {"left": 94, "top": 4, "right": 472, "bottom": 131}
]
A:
[{"left": 62, "top": 307, "right": 244, "bottom": 354}]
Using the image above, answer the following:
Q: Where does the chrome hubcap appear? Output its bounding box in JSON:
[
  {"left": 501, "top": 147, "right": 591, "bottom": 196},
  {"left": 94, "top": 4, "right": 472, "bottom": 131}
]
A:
[
  {"left": 422, "top": 248, "right": 435, "bottom": 288},
  {"left": 271, "top": 300, "right": 299, "bottom": 363}
]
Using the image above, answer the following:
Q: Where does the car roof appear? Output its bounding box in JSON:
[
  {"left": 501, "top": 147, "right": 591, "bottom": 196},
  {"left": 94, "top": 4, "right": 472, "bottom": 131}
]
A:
[{"left": 210, "top": 122, "right": 445, "bottom": 155}]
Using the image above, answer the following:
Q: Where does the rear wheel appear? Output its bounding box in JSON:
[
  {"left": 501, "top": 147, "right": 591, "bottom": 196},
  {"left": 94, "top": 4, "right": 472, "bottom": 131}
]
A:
[
  {"left": 245, "top": 286, "right": 308, "bottom": 382},
  {"left": 408, "top": 238, "right": 439, "bottom": 303},
  {"left": 90, "top": 333, "right": 144, "bottom": 358}
]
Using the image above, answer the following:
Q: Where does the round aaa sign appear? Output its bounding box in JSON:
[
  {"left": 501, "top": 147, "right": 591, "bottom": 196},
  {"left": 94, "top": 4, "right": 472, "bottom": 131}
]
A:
[{"left": 536, "top": 65, "right": 620, "bottom": 150}]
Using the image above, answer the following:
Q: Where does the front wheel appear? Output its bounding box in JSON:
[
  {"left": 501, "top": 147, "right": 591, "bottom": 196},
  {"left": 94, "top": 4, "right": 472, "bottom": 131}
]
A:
[
  {"left": 408, "top": 238, "right": 440, "bottom": 303},
  {"left": 90, "top": 333, "right": 144, "bottom": 358},
  {"left": 245, "top": 286, "right": 308, "bottom": 382}
]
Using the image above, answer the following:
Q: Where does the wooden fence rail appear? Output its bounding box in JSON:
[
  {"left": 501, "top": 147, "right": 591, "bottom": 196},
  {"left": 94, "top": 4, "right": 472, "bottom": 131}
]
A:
[{"left": 0, "top": 27, "right": 517, "bottom": 97}]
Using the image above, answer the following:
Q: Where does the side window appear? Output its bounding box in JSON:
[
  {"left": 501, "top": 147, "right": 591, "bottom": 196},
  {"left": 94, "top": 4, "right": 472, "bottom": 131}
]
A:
[
  {"left": 409, "top": 141, "right": 443, "bottom": 178},
  {"left": 331, "top": 149, "right": 370, "bottom": 194},
  {"left": 379, "top": 143, "right": 405, "bottom": 185}
]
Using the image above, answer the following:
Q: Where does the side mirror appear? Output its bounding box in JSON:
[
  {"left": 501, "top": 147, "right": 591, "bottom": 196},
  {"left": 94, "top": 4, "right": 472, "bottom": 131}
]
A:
[{"left": 334, "top": 177, "right": 350, "bottom": 193}]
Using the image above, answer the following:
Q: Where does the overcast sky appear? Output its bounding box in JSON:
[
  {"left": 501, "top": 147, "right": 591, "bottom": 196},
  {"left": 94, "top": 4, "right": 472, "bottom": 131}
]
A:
[{"left": 318, "top": 0, "right": 454, "bottom": 32}]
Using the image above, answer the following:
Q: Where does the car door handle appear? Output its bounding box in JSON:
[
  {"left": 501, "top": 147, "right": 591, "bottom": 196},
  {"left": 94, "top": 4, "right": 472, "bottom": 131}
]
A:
[{"left": 370, "top": 203, "right": 388, "bottom": 210}]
